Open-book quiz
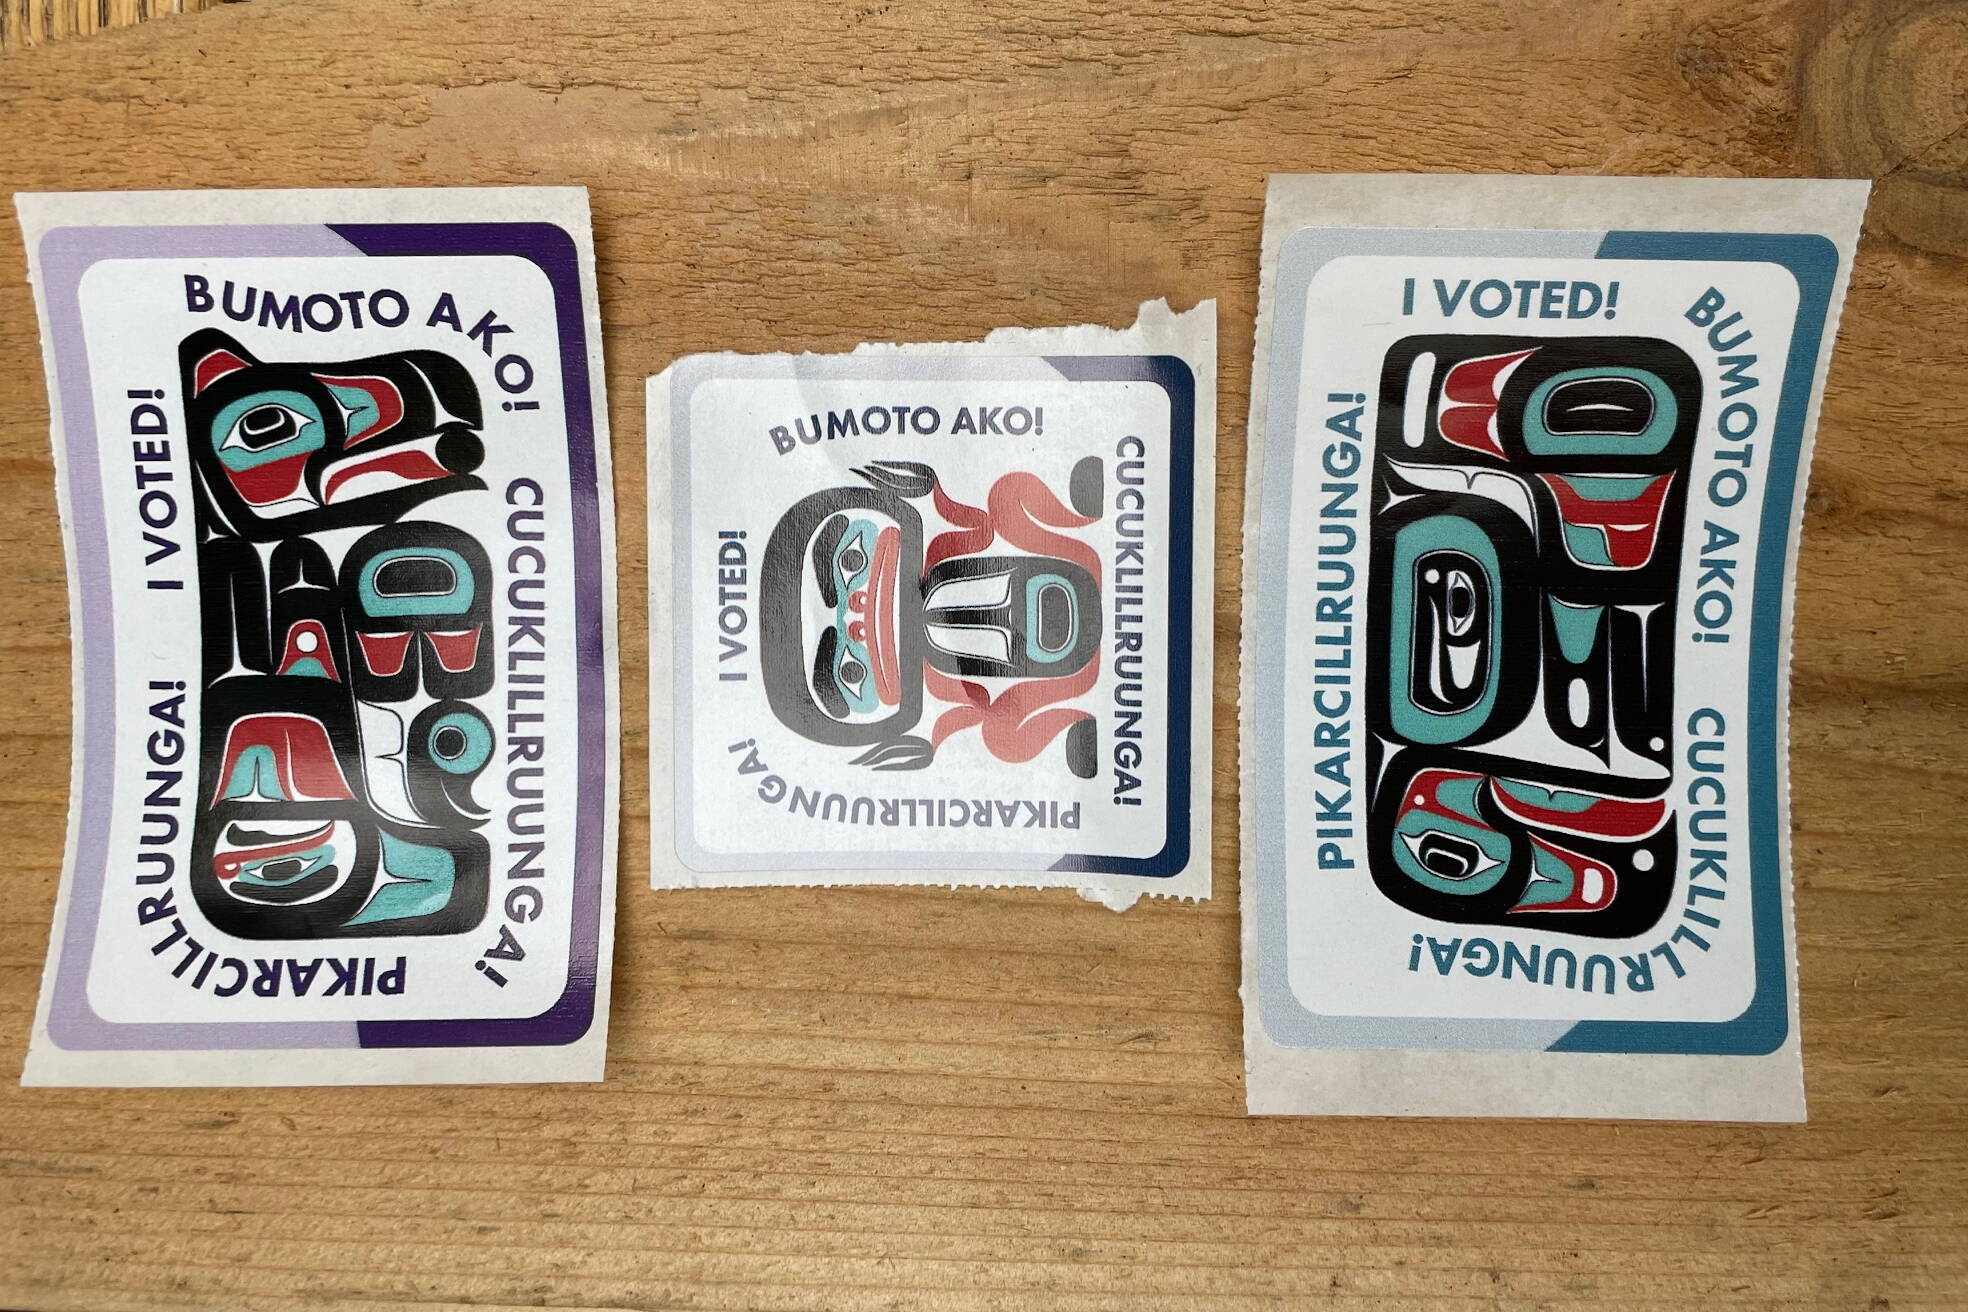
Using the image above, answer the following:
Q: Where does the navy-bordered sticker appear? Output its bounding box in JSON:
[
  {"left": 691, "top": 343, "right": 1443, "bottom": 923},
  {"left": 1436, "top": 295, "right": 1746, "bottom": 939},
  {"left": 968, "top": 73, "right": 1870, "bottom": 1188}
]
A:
[{"left": 668, "top": 353, "right": 1195, "bottom": 878}]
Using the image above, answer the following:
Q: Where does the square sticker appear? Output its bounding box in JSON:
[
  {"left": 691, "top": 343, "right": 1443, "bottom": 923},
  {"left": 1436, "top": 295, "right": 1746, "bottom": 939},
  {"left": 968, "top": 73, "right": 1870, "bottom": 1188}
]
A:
[{"left": 650, "top": 304, "right": 1215, "bottom": 899}]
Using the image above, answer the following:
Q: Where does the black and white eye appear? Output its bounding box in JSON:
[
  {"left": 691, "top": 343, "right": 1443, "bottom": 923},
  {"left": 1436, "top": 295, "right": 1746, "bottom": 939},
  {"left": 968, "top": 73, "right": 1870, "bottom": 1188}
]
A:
[
  {"left": 838, "top": 544, "right": 867, "bottom": 578},
  {"left": 221, "top": 402, "right": 313, "bottom": 453},
  {"left": 1411, "top": 549, "right": 1492, "bottom": 714},
  {"left": 1412, "top": 831, "right": 1500, "bottom": 881},
  {"left": 252, "top": 858, "right": 307, "bottom": 884},
  {"left": 1444, "top": 569, "right": 1477, "bottom": 637},
  {"left": 838, "top": 656, "right": 866, "bottom": 691}
]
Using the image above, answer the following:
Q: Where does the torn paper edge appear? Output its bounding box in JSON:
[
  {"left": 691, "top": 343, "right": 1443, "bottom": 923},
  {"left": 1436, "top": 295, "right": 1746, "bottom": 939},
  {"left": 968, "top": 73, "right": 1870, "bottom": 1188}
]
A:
[{"left": 648, "top": 298, "right": 1215, "bottom": 905}]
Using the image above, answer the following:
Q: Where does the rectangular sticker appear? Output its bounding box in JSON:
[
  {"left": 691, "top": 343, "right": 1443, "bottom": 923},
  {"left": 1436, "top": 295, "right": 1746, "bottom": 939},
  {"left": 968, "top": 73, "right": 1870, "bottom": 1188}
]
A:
[
  {"left": 649, "top": 301, "right": 1214, "bottom": 902},
  {"left": 20, "top": 188, "right": 618, "bottom": 1086},
  {"left": 1241, "top": 176, "right": 1868, "bottom": 1119}
]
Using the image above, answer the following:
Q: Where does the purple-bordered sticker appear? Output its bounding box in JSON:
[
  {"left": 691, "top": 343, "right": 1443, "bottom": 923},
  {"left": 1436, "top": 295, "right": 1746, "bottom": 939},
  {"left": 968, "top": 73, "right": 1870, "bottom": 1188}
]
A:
[{"left": 19, "top": 189, "right": 617, "bottom": 1087}]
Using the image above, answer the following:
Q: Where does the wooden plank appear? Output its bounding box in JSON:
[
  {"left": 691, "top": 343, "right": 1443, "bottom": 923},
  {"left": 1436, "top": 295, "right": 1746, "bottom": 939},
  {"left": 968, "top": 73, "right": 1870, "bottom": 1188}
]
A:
[
  {"left": 1, "top": 0, "right": 217, "bottom": 53},
  {"left": 0, "top": 0, "right": 1963, "bottom": 1307}
]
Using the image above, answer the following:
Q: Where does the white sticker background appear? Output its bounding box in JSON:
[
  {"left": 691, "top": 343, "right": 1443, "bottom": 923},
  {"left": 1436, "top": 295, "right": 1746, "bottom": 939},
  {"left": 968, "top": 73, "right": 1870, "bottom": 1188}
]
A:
[
  {"left": 1282, "top": 254, "right": 1798, "bottom": 1026},
  {"left": 18, "top": 187, "right": 619, "bottom": 1088},
  {"left": 679, "top": 374, "right": 1177, "bottom": 866},
  {"left": 650, "top": 300, "right": 1216, "bottom": 903},
  {"left": 78, "top": 255, "right": 578, "bottom": 1025},
  {"left": 1239, "top": 175, "right": 1870, "bottom": 1121}
]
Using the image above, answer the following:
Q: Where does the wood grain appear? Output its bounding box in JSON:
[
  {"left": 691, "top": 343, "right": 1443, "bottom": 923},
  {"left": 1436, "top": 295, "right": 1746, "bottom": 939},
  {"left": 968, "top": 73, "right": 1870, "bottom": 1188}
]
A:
[
  {"left": 0, "top": 0, "right": 216, "bottom": 53},
  {"left": 1, "top": 0, "right": 1965, "bottom": 1306}
]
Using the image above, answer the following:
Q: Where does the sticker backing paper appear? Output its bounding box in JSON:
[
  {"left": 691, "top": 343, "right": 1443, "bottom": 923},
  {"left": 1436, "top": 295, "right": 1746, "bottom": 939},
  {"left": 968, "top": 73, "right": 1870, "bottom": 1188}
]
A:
[
  {"left": 650, "top": 301, "right": 1215, "bottom": 903},
  {"left": 1240, "top": 176, "right": 1868, "bottom": 1120},
  {"left": 20, "top": 188, "right": 619, "bottom": 1086}
]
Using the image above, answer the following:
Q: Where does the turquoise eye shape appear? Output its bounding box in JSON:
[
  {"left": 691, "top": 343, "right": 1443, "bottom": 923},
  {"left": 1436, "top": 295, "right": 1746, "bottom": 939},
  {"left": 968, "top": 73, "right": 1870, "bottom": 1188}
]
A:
[
  {"left": 1388, "top": 774, "right": 1512, "bottom": 897},
  {"left": 1023, "top": 573, "right": 1079, "bottom": 663},
  {"left": 357, "top": 546, "right": 475, "bottom": 617},
  {"left": 234, "top": 842, "right": 335, "bottom": 889},
  {"left": 1386, "top": 515, "right": 1504, "bottom": 744},
  {"left": 210, "top": 390, "right": 325, "bottom": 470},
  {"left": 1522, "top": 367, "right": 1676, "bottom": 456},
  {"left": 834, "top": 520, "right": 876, "bottom": 589},
  {"left": 428, "top": 710, "right": 493, "bottom": 775},
  {"left": 1390, "top": 817, "right": 1512, "bottom": 896}
]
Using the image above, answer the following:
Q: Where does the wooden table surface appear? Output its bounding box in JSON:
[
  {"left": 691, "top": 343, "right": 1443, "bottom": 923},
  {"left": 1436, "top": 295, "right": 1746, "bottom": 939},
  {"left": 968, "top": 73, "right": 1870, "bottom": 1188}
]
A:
[{"left": 2, "top": 1, "right": 1965, "bottom": 1307}]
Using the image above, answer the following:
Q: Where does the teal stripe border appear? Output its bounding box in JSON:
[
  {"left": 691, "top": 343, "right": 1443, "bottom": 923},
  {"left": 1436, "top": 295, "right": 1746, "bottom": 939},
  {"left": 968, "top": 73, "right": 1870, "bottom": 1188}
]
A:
[{"left": 1550, "top": 230, "right": 1836, "bottom": 1056}]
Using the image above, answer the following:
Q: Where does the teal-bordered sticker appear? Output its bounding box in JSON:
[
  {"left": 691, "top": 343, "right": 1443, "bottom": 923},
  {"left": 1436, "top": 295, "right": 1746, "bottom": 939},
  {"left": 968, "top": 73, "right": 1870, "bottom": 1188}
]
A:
[{"left": 1249, "top": 227, "right": 1836, "bottom": 1056}]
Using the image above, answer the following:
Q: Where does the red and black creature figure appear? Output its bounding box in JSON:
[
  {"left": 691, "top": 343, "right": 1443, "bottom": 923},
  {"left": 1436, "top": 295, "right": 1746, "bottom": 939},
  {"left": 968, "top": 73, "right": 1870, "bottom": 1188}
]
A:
[
  {"left": 182, "top": 330, "right": 493, "bottom": 940},
  {"left": 1364, "top": 335, "right": 1700, "bottom": 939},
  {"left": 760, "top": 458, "right": 1105, "bottom": 778},
  {"left": 181, "top": 326, "right": 485, "bottom": 541}
]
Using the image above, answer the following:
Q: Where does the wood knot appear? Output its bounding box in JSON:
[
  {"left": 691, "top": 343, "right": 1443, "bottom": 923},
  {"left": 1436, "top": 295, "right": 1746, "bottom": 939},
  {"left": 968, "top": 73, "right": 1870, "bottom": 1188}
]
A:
[{"left": 1801, "top": 0, "right": 1968, "bottom": 255}]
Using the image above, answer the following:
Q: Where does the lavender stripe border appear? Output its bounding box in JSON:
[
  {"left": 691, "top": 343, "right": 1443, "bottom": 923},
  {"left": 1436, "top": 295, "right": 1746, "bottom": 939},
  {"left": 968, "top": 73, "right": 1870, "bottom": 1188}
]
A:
[{"left": 42, "top": 224, "right": 360, "bottom": 1050}]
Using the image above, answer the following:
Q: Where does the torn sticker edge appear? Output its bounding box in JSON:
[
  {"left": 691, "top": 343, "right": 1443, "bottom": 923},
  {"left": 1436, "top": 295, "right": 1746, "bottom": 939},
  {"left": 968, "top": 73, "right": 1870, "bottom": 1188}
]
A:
[{"left": 648, "top": 298, "right": 1215, "bottom": 904}]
